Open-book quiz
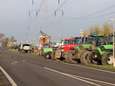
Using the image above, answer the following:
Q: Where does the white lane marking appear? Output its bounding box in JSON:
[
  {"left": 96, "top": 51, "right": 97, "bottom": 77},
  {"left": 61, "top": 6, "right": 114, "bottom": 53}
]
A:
[
  {"left": 22, "top": 60, "right": 26, "bottom": 62},
  {"left": 44, "top": 67, "right": 101, "bottom": 86},
  {"left": 73, "top": 75, "right": 115, "bottom": 86},
  {"left": 0, "top": 66, "right": 17, "bottom": 86},
  {"left": 11, "top": 61, "right": 18, "bottom": 65},
  {"left": 64, "top": 63, "right": 115, "bottom": 74}
]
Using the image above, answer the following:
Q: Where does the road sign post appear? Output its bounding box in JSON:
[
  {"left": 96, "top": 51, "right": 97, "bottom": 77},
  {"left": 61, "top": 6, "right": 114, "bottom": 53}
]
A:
[
  {"left": 108, "top": 18, "right": 115, "bottom": 67},
  {"left": 113, "top": 31, "right": 115, "bottom": 67}
]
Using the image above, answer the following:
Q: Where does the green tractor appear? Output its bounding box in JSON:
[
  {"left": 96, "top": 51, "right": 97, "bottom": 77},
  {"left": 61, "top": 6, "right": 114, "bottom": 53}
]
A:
[
  {"left": 92, "top": 34, "right": 114, "bottom": 65},
  {"left": 74, "top": 34, "right": 114, "bottom": 65},
  {"left": 74, "top": 34, "right": 108, "bottom": 65},
  {"left": 94, "top": 44, "right": 113, "bottom": 65},
  {"left": 42, "top": 44, "right": 53, "bottom": 59}
]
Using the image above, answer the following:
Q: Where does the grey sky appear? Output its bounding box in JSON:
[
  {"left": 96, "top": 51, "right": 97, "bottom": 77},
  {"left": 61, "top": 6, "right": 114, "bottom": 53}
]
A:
[{"left": 0, "top": 0, "right": 115, "bottom": 43}]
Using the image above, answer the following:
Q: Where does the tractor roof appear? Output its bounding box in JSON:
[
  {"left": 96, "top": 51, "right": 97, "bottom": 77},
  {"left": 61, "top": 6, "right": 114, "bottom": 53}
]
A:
[{"left": 64, "top": 38, "right": 74, "bottom": 40}]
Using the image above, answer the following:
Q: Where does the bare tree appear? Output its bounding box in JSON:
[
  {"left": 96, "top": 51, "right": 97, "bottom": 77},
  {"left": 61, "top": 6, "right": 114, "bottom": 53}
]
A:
[
  {"left": 0, "top": 33, "right": 5, "bottom": 42},
  {"left": 102, "top": 23, "right": 112, "bottom": 36},
  {"left": 2, "top": 37, "right": 9, "bottom": 48},
  {"left": 86, "top": 23, "right": 112, "bottom": 36},
  {"left": 93, "top": 25, "right": 101, "bottom": 35}
]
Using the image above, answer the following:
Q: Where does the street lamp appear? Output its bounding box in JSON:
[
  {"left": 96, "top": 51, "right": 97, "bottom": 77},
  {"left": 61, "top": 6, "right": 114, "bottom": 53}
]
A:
[{"left": 109, "top": 18, "right": 115, "bottom": 67}]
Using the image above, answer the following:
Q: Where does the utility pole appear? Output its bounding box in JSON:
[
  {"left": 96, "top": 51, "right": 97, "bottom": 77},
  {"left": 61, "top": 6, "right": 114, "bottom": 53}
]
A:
[
  {"left": 58, "top": 0, "right": 60, "bottom": 4},
  {"left": 54, "top": 0, "right": 64, "bottom": 16},
  {"left": 112, "top": 24, "right": 115, "bottom": 67},
  {"left": 110, "top": 18, "right": 115, "bottom": 67}
]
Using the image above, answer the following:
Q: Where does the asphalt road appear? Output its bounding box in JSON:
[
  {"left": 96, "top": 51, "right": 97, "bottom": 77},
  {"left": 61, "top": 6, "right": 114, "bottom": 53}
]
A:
[{"left": 0, "top": 50, "right": 115, "bottom": 86}]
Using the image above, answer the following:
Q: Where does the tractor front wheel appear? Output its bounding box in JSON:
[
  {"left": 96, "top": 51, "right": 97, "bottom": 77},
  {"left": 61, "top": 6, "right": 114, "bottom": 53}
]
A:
[
  {"left": 102, "top": 54, "right": 113, "bottom": 65},
  {"left": 45, "top": 52, "right": 52, "bottom": 59}
]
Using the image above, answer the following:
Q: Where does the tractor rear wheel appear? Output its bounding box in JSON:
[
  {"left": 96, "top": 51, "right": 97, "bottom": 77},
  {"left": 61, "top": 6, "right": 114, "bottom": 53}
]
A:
[
  {"left": 54, "top": 49, "right": 62, "bottom": 60},
  {"left": 80, "top": 51, "right": 92, "bottom": 65}
]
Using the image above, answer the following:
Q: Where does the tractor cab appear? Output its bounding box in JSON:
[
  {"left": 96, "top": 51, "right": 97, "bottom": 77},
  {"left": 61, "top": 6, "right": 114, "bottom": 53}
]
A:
[
  {"left": 81, "top": 35, "right": 105, "bottom": 45},
  {"left": 78, "top": 34, "right": 106, "bottom": 50},
  {"left": 62, "top": 37, "right": 81, "bottom": 52}
]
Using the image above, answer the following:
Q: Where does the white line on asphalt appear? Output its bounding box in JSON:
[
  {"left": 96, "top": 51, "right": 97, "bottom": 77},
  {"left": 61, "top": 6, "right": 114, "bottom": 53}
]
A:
[
  {"left": 11, "top": 61, "right": 18, "bottom": 65},
  {"left": 73, "top": 75, "right": 115, "bottom": 86},
  {"left": 22, "top": 60, "right": 26, "bottom": 62},
  {"left": 44, "top": 67, "right": 101, "bottom": 86},
  {"left": 0, "top": 66, "right": 17, "bottom": 86},
  {"left": 64, "top": 63, "right": 115, "bottom": 74}
]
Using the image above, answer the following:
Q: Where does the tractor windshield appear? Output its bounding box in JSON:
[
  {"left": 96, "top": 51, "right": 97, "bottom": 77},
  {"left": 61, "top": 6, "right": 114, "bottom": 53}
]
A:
[
  {"left": 107, "top": 34, "right": 115, "bottom": 44},
  {"left": 43, "top": 44, "right": 50, "bottom": 48},
  {"left": 74, "top": 37, "right": 81, "bottom": 44},
  {"left": 64, "top": 39, "right": 74, "bottom": 44},
  {"left": 82, "top": 35, "right": 105, "bottom": 46},
  {"left": 23, "top": 44, "right": 31, "bottom": 47},
  {"left": 64, "top": 37, "right": 81, "bottom": 45}
]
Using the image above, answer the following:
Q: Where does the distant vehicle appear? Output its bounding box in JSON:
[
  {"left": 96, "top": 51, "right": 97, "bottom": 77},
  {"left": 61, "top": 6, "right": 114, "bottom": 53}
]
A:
[{"left": 18, "top": 43, "right": 33, "bottom": 53}]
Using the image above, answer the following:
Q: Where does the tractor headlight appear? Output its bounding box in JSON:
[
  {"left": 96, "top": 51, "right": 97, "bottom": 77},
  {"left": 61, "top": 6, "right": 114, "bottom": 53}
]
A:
[{"left": 95, "top": 55, "right": 97, "bottom": 58}]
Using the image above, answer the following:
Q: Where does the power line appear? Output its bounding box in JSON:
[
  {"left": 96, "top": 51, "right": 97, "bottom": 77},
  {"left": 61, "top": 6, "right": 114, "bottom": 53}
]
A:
[
  {"left": 58, "top": 0, "right": 61, "bottom": 4},
  {"left": 28, "top": 0, "right": 45, "bottom": 17},
  {"left": 71, "top": 11, "right": 115, "bottom": 21},
  {"left": 27, "top": 1, "right": 115, "bottom": 32},
  {"left": 54, "top": 0, "right": 70, "bottom": 16},
  {"left": 71, "top": 4, "right": 115, "bottom": 20},
  {"left": 37, "top": 0, "right": 48, "bottom": 16},
  {"left": 85, "top": 4, "right": 115, "bottom": 17},
  {"left": 32, "top": 0, "right": 34, "bottom": 5}
]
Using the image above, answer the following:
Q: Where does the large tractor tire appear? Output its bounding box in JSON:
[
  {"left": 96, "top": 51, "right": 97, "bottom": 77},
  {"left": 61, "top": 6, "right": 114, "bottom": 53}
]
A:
[
  {"left": 102, "top": 54, "right": 113, "bottom": 65},
  {"left": 80, "top": 51, "right": 92, "bottom": 65},
  {"left": 64, "top": 52, "right": 77, "bottom": 63},
  {"left": 54, "top": 49, "right": 62, "bottom": 60},
  {"left": 44, "top": 52, "right": 52, "bottom": 59},
  {"left": 89, "top": 52, "right": 100, "bottom": 65}
]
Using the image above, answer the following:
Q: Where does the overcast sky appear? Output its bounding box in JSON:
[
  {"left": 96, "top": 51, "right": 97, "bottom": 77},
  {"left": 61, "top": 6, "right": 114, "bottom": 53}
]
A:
[{"left": 0, "top": 0, "right": 115, "bottom": 43}]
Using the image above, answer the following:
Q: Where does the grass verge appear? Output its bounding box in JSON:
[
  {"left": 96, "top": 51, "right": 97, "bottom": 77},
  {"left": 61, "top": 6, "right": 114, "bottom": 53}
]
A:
[
  {"left": 62, "top": 61, "right": 115, "bottom": 72},
  {"left": 87, "top": 64, "right": 115, "bottom": 72}
]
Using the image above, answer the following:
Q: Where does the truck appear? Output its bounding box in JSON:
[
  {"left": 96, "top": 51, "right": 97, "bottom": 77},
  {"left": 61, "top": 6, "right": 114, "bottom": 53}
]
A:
[{"left": 18, "top": 43, "right": 33, "bottom": 53}]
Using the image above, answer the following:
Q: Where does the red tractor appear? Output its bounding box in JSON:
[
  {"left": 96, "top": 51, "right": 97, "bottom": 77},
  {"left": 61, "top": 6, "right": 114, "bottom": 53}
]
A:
[
  {"left": 54, "top": 37, "right": 81, "bottom": 61},
  {"left": 62, "top": 37, "right": 81, "bottom": 52}
]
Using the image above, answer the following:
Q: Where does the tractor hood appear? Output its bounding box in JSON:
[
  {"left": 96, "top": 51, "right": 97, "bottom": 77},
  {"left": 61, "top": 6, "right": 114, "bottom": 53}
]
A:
[
  {"left": 96, "top": 44, "right": 113, "bottom": 55},
  {"left": 43, "top": 48, "right": 53, "bottom": 54}
]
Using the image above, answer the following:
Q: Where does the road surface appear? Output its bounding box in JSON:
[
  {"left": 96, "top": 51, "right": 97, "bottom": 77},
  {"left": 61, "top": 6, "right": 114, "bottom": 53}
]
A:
[{"left": 0, "top": 50, "right": 115, "bottom": 86}]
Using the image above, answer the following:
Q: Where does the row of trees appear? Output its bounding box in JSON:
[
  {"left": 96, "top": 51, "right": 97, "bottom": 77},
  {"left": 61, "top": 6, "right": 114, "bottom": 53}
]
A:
[
  {"left": 0, "top": 33, "right": 17, "bottom": 48},
  {"left": 83, "top": 23, "right": 113, "bottom": 36}
]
